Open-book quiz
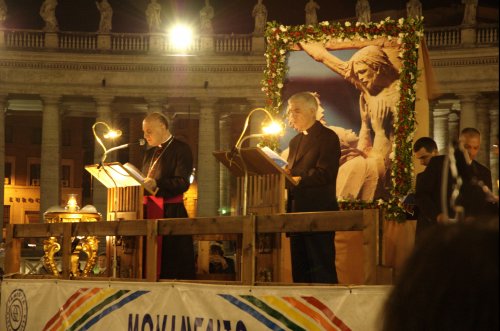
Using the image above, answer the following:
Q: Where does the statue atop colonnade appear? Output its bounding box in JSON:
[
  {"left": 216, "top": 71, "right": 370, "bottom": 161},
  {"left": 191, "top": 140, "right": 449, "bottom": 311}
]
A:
[
  {"left": 355, "top": 0, "right": 371, "bottom": 23},
  {"left": 252, "top": 0, "right": 267, "bottom": 36},
  {"left": 40, "top": 0, "right": 58, "bottom": 32},
  {"left": 96, "top": 0, "right": 113, "bottom": 33},
  {"left": 146, "top": 0, "right": 162, "bottom": 32},
  {"left": 0, "top": 0, "right": 7, "bottom": 27}
]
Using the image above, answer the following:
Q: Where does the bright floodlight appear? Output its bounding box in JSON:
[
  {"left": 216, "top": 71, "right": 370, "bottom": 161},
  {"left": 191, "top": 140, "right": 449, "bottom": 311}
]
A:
[{"left": 169, "top": 24, "right": 193, "bottom": 51}]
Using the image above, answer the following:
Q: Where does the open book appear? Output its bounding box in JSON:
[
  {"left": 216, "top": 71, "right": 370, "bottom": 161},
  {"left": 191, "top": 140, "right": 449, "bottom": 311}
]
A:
[
  {"left": 260, "top": 146, "right": 288, "bottom": 168},
  {"left": 123, "top": 162, "right": 159, "bottom": 195}
]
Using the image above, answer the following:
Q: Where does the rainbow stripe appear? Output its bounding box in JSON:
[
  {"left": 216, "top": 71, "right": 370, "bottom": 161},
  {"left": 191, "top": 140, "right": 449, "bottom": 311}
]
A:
[
  {"left": 43, "top": 287, "right": 148, "bottom": 331},
  {"left": 219, "top": 294, "right": 351, "bottom": 331}
]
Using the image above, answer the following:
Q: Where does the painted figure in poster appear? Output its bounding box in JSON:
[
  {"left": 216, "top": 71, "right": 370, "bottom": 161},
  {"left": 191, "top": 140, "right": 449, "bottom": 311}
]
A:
[
  {"left": 316, "top": 95, "right": 380, "bottom": 200},
  {"left": 300, "top": 43, "right": 400, "bottom": 198}
]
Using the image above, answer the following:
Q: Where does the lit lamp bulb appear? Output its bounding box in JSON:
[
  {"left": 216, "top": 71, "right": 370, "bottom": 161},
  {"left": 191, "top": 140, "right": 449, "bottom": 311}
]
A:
[
  {"left": 262, "top": 121, "right": 283, "bottom": 135},
  {"left": 103, "top": 129, "right": 122, "bottom": 139}
]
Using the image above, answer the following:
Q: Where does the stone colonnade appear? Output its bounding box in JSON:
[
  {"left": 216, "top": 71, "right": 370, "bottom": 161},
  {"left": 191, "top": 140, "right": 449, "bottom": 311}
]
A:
[{"left": 431, "top": 93, "right": 499, "bottom": 194}]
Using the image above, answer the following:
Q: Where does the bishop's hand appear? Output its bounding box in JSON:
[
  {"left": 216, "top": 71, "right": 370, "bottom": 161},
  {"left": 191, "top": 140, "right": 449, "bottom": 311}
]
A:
[{"left": 144, "top": 177, "right": 157, "bottom": 193}]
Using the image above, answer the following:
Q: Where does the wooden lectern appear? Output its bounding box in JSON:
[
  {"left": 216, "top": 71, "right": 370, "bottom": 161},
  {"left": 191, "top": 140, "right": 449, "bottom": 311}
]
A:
[
  {"left": 214, "top": 147, "right": 296, "bottom": 282},
  {"left": 85, "top": 162, "right": 153, "bottom": 278}
]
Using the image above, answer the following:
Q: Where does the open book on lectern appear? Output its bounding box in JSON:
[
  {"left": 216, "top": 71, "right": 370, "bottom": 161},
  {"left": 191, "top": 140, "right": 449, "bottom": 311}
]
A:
[
  {"left": 85, "top": 162, "right": 158, "bottom": 195},
  {"left": 213, "top": 147, "right": 298, "bottom": 185}
]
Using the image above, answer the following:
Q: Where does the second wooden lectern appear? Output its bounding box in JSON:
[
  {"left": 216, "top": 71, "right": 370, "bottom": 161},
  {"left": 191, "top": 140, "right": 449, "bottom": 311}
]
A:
[{"left": 214, "top": 147, "right": 296, "bottom": 282}]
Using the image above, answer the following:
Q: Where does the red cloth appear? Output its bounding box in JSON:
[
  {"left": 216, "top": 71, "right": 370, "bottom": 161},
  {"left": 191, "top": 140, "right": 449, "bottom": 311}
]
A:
[
  {"left": 164, "top": 194, "right": 183, "bottom": 204},
  {"left": 143, "top": 196, "right": 164, "bottom": 279}
]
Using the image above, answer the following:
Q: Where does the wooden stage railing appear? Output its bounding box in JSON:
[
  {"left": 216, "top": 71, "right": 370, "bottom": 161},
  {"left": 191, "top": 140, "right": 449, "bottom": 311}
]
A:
[{"left": 4, "top": 209, "right": 382, "bottom": 285}]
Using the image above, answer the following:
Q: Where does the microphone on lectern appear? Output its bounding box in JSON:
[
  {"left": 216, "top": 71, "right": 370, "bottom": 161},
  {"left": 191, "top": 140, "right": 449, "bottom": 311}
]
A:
[{"left": 101, "top": 139, "right": 146, "bottom": 164}]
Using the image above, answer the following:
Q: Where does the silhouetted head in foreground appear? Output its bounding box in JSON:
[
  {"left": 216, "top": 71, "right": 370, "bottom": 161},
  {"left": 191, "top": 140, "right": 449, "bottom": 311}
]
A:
[{"left": 382, "top": 221, "right": 499, "bottom": 331}]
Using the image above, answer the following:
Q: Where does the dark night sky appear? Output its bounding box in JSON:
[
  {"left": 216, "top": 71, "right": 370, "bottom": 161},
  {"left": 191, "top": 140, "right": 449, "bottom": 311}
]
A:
[{"left": 3, "top": 0, "right": 499, "bottom": 34}]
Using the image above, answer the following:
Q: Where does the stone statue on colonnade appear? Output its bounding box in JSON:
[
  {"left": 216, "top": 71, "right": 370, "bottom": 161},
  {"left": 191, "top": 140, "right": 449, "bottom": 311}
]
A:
[
  {"left": 199, "top": 0, "right": 215, "bottom": 34},
  {"left": 40, "top": 0, "right": 58, "bottom": 32},
  {"left": 406, "top": 0, "right": 422, "bottom": 19},
  {"left": 252, "top": 0, "right": 267, "bottom": 36},
  {"left": 305, "top": 0, "right": 320, "bottom": 25},
  {"left": 462, "top": 0, "right": 478, "bottom": 26},
  {"left": 0, "top": 0, "right": 7, "bottom": 27},
  {"left": 146, "top": 0, "right": 162, "bottom": 32},
  {"left": 355, "top": 0, "right": 371, "bottom": 23},
  {"left": 96, "top": 0, "right": 113, "bottom": 33}
]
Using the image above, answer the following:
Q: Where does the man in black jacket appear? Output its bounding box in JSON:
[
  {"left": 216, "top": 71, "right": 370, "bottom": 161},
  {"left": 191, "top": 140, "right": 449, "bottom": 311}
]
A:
[
  {"left": 412, "top": 137, "right": 442, "bottom": 243},
  {"left": 456, "top": 128, "right": 495, "bottom": 219},
  {"left": 285, "top": 92, "right": 341, "bottom": 284},
  {"left": 142, "top": 112, "right": 195, "bottom": 280},
  {"left": 415, "top": 129, "right": 496, "bottom": 243}
]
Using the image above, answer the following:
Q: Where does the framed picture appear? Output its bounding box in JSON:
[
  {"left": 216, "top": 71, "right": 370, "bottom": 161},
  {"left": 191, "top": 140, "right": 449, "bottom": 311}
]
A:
[{"left": 262, "top": 18, "right": 424, "bottom": 220}]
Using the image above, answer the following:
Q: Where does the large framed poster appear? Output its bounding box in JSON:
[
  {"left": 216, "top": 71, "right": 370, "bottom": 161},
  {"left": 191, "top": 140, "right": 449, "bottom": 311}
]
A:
[{"left": 262, "top": 18, "right": 424, "bottom": 220}]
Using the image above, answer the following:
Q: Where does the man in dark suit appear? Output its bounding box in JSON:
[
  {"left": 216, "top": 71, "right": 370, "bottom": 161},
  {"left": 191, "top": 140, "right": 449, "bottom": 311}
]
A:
[
  {"left": 414, "top": 138, "right": 451, "bottom": 244},
  {"left": 413, "top": 137, "right": 439, "bottom": 167},
  {"left": 415, "top": 129, "right": 495, "bottom": 244},
  {"left": 285, "top": 92, "right": 341, "bottom": 284},
  {"left": 457, "top": 128, "right": 495, "bottom": 218},
  {"left": 142, "top": 112, "right": 195, "bottom": 280}
]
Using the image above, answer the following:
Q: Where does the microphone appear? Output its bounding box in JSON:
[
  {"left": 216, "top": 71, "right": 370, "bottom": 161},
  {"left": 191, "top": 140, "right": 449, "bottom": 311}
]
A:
[{"left": 101, "top": 139, "right": 146, "bottom": 163}]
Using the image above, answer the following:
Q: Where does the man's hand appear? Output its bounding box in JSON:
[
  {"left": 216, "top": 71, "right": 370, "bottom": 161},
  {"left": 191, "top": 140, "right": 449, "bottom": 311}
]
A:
[
  {"left": 292, "top": 176, "right": 301, "bottom": 186},
  {"left": 144, "top": 177, "right": 157, "bottom": 192}
]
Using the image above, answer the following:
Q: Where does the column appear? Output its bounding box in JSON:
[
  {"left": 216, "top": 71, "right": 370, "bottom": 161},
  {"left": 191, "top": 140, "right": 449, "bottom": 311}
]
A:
[
  {"left": 219, "top": 112, "right": 232, "bottom": 215},
  {"left": 489, "top": 100, "right": 499, "bottom": 195},
  {"left": 93, "top": 96, "right": 114, "bottom": 219},
  {"left": 432, "top": 107, "right": 450, "bottom": 154},
  {"left": 448, "top": 111, "right": 460, "bottom": 145},
  {"left": 197, "top": 98, "right": 219, "bottom": 217},
  {"left": 458, "top": 93, "right": 478, "bottom": 131},
  {"left": 40, "top": 95, "right": 61, "bottom": 218},
  {"left": 0, "top": 95, "right": 6, "bottom": 241},
  {"left": 476, "top": 96, "right": 490, "bottom": 167},
  {"left": 146, "top": 98, "right": 164, "bottom": 114}
]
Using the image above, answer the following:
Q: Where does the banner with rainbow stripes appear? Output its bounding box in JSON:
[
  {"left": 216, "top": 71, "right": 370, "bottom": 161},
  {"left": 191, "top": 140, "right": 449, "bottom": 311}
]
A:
[{"left": 1, "top": 279, "right": 391, "bottom": 331}]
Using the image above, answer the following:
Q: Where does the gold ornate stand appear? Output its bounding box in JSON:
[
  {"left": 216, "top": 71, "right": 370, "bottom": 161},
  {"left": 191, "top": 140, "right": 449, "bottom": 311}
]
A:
[{"left": 43, "top": 196, "right": 101, "bottom": 277}]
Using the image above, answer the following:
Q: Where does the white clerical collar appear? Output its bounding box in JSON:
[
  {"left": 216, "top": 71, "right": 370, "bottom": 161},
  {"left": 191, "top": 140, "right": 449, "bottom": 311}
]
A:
[
  {"left": 302, "top": 130, "right": 308, "bottom": 135},
  {"left": 158, "top": 134, "right": 173, "bottom": 147}
]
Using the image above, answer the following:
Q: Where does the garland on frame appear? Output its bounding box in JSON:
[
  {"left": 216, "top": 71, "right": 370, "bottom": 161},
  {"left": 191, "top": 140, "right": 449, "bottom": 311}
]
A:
[{"left": 261, "top": 17, "right": 424, "bottom": 221}]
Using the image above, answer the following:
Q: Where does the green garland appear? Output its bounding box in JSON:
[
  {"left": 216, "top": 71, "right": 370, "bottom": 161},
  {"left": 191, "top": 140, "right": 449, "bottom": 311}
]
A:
[{"left": 261, "top": 17, "right": 424, "bottom": 221}]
